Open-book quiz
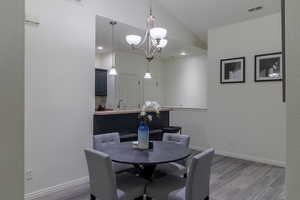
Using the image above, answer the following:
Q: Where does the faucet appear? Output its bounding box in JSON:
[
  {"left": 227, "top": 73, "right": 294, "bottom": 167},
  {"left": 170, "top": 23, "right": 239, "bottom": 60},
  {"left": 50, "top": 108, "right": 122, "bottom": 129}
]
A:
[{"left": 117, "top": 99, "right": 124, "bottom": 109}]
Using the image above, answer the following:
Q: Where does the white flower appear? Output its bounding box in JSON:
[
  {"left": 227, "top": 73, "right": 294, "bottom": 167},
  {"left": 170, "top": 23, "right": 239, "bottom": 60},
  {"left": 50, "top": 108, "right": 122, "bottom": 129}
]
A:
[
  {"left": 140, "top": 101, "right": 161, "bottom": 120},
  {"left": 145, "top": 101, "right": 152, "bottom": 107},
  {"left": 143, "top": 101, "right": 161, "bottom": 111}
]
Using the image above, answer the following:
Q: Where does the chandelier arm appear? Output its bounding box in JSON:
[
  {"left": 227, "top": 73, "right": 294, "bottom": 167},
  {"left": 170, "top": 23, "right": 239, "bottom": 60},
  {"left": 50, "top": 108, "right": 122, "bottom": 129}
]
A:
[
  {"left": 135, "top": 34, "right": 160, "bottom": 59},
  {"left": 152, "top": 42, "right": 159, "bottom": 50},
  {"left": 143, "top": 46, "right": 151, "bottom": 59},
  {"left": 150, "top": 45, "right": 156, "bottom": 56},
  {"left": 151, "top": 46, "right": 160, "bottom": 57},
  {"left": 136, "top": 30, "right": 149, "bottom": 49},
  {"left": 145, "top": 51, "right": 153, "bottom": 59},
  {"left": 144, "top": 30, "right": 153, "bottom": 57},
  {"left": 146, "top": 45, "right": 156, "bottom": 60},
  {"left": 148, "top": 47, "right": 155, "bottom": 59}
]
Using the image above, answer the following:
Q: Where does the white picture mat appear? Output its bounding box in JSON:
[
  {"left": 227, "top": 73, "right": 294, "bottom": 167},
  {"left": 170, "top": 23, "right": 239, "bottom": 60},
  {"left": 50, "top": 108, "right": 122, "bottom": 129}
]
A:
[
  {"left": 221, "top": 58, "right": 244, "bottom": 82},
  {"left": 256, "top": 54, "right": 282, "bottom": 81}
]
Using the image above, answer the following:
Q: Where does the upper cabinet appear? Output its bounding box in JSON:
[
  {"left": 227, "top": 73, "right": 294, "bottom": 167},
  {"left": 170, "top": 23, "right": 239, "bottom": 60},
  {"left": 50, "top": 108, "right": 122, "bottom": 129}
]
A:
[{"left": 95, "top": 69, "right": 107, "bottom": 96}]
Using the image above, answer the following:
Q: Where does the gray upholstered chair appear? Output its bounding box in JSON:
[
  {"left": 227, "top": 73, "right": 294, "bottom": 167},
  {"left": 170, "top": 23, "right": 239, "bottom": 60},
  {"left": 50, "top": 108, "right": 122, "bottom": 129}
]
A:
[
  {"left": 148, "top": 148, "right": 215, "bottom": 200},
  {"left": 93, "top": 133, "right": 133, "bottom": 173},
  {"left": 162, "top": 133, "right": 190, "bottom": 146},
  {"left": 93, "top": 132, "right": 120, "bottom": 148},
  {"left": 85, "top": 149, "right": 147, "bottom": 200},
  {"left": 156, "top": 134, "right": 190, "bottom": 177}
]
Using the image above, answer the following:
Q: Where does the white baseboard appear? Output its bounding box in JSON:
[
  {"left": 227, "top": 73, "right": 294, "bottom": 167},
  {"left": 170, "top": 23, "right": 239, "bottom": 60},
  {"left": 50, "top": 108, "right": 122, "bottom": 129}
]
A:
[
  {"left": 25, "top": 176, "right": 89, "bottom": 200},
  {"left": 216, "top": 150, "right": 286, "bottom": 167},
  {"left": 190, "top": 145, "right": 286, "bottom": 167},
  {"left": 190, "top": 145, "right": 207, "bottom": 152}
]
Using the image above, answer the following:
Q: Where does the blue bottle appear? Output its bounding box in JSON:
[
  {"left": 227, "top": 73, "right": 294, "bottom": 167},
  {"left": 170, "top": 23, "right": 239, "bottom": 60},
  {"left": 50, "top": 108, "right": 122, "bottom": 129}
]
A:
[{"left": 138, "top": 121, "right": 149, "bottom": 149}]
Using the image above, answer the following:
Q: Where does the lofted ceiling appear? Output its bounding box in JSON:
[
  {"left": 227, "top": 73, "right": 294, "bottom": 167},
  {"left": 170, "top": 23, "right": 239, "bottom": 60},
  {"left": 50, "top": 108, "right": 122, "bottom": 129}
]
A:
[
  {"left": 156, "top": 0, "right": 281, "bottom": 46},
  {"left": 95, "top": 16, "right": 206, "bottom": 59}
]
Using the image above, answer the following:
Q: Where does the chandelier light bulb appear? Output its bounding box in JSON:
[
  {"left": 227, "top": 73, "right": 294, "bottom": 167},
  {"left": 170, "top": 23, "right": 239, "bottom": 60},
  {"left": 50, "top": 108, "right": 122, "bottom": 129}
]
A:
[
  {"left": 126, "top": 35, "right": 142, "bottom": 46},
  {"left": 150, "top": 27, "right": 167, "bottom": 40}
]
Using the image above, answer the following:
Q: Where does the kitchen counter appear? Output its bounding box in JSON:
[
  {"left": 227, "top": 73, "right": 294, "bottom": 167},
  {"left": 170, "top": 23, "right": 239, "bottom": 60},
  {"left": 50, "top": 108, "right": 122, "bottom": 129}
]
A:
[
  {"left": 94, "top": 108, "right": 171, "bottom": 141},
  {"left": 94, "top": 108, "right": 172, "bottom": 116}
]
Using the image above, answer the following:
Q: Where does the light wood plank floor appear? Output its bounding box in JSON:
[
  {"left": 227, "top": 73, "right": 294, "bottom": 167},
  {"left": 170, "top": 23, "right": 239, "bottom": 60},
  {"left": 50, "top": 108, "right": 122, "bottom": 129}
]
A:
[{"left": 37, "top": 154, "right": 286, "bottom": 200}]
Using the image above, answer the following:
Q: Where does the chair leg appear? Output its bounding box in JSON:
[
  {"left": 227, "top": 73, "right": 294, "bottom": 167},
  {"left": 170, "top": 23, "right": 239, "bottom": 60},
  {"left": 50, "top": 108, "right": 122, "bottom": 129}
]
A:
[
  {"left": 90, "top": 194, "right": 96, "bottom": 200},
  {"left": 204, "top": 196, "right": 209, "bottom": 200},
  {"left": 183, "top": 173, "right": 187, "bottom": 178}
]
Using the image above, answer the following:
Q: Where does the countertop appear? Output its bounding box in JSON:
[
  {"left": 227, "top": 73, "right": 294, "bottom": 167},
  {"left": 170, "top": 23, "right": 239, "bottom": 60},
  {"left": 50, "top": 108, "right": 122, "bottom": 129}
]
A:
[{"left": 94, "top": 108, "right": 172, "bottom": 116}]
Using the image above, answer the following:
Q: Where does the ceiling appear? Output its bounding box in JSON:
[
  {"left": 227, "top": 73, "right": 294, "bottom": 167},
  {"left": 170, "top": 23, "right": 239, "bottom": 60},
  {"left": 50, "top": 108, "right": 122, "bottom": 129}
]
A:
[
  {"left": 156, "top": 0, "right": 281, "bottom": 45},
  {"left": 96, "top": 16, "right": 206, "bottom": 59}
]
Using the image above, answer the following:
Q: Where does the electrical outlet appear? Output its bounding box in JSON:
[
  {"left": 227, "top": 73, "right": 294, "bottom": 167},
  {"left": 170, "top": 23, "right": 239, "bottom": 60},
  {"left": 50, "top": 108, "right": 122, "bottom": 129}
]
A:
[{"left": 25, "top": 170, "right": 33, "bottom": 181}]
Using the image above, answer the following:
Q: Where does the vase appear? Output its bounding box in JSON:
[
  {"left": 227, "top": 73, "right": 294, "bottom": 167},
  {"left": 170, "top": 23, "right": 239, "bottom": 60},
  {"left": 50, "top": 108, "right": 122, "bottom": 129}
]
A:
[{"left": 138, "top": 121, "right": 149, "bottom": 149}]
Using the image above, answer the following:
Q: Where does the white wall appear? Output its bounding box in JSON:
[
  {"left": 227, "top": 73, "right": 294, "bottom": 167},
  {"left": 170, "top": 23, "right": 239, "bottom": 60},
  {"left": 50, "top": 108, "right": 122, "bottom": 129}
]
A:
[
  {"left": 95, "top": 52, "right": 115, "bottom": 69},
  {"left": 286, "top": 0, "right": 300, "bottom": 199},
  {"left": 208, "top": 13, "right": 286, "bottom": 165},
  {"left": 25, "top": 1, "right": 94, "bottom": 195},
  {"left": 0, "top": 0, "right": 24, "bottom": 199},
  {"left": 162, "top": 55, "right": 207, "bottom": 108},
  {"left": 163, "top": 55, "right": 208, "bottom": 154},
  {"left": 25, "top": 0, "right": 196, "bottom": 196},
  {"left": 170, "top": 109, "right": 208, "bottom": 149}
]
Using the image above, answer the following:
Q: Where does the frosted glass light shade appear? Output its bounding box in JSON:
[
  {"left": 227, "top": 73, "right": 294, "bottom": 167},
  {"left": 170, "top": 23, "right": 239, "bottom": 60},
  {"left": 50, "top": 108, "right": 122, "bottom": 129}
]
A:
[
  {"left": 150, "top": 27, "right": 167, "bottom": 40},
  {"left": 109, "top": 67, "right": 118, "bottom": 76},
  {"left": 126, "top": 35, "right": 142, "bottom": 46},
  {"left": 153, "top": 39, "right": 168, "bottom": 48},
  {"left": 144, "top": 72, "right": 152, "bottom": 79}
]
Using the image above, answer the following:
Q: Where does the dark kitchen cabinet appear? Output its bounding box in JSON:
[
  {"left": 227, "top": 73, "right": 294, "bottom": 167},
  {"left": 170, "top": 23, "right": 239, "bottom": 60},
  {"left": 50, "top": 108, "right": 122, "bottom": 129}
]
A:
[{"left": 95, "top": 69, "right": 107, "bottom": 96}]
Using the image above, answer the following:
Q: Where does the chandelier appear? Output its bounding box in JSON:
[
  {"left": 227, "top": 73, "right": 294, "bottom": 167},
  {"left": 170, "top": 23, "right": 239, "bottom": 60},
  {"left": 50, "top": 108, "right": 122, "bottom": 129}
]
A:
[{"left": 125, "top": 1, "right": 168, "bottom": 63}]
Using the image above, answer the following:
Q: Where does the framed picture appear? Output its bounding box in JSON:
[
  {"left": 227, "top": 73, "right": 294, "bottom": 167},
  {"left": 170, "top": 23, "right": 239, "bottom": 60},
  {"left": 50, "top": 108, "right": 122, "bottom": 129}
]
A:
[
  {"left": 255, "top": 52, "right": 282, "bottom": 82},
  {"left": 220, "top": 57, "right": 245, "bottom": 84}
]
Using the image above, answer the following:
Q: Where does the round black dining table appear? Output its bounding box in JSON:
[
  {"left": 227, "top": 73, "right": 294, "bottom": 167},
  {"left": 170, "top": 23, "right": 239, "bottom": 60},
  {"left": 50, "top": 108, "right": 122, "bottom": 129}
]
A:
[{"left": 98, "top": 141, "right": 191, "bottom": 180}]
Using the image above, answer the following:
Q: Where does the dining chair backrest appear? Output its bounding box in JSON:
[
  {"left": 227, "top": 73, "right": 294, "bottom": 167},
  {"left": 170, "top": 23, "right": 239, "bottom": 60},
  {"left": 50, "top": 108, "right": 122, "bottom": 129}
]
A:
[
  {"left": 84, "top": 149, "right": 118, "bottom": 200},
  {"left": 93, "top": 132, "right": 120, "bottom": 150},
  {"left": 186, "top": 148, "right": 215, "bottom": 200},
  {"left": 163, "top": 133, "right": 190, "bottom": 147}
]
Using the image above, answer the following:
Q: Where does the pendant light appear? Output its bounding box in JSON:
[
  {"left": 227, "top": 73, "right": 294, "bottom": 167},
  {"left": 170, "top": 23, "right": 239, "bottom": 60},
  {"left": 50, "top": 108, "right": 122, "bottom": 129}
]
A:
[
  {"left": 109, "top": 21, "right": 118, "bottom": 76},
  {"left": 144, "top": 61, "right": 152, "bottom": 79},
  {"left": 109, "top": 67, "right": 117, "bottom": 76}
]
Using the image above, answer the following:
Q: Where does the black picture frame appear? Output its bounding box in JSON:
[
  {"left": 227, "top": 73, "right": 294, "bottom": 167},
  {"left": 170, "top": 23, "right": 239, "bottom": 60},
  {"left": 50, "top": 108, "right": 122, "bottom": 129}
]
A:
[
  {"left": 220, "top": 57, "right": 246, "bottom": 84},
  {"left": 255, "top": 52, "right": 283, "bottom": 82}
]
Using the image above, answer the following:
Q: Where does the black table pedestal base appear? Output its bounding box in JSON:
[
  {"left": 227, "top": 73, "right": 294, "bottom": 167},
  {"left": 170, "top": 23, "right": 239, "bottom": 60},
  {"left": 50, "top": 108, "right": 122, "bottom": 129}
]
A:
[
  {"left": 132, "top": 164, "right": 156, "bottom": 200},
  {"left": 133, "top": 164, "right": 156, "bottom": 181},
  {"left": 134, "top": 195, "right": 152, "bottom": 200}
]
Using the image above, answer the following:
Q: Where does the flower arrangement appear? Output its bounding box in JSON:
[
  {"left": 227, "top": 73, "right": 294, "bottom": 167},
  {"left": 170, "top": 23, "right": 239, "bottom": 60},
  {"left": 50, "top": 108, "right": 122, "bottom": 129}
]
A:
[{"left": 139, "top": 101, "right": 161, "bottom": 123}]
